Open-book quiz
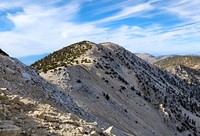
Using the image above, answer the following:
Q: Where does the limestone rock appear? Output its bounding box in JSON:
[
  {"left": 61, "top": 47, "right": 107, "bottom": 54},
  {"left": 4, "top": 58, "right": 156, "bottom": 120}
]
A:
[
  {"left": 45, "top": 115, "right": 57, "bottom": 122},
  {"left": 69, "top": 114, "right": 79, "bottom": 121},
  {"left": 0, "top": 88, "right": 7, "bottom": 92},
  {"left": 78, "top": 127, "right": 84, "bottom": 133},
  {"left": 33, "top": 111, "right": 45, "bottom": 119},
  {"left": 44, "top": 104, "right": 51, "bottom": 109},
  {"left": 0, "top": 120, "right": 21, "bottom": 136},
  {"left": 90, "top": 130, "right": 98, "bottom": 136},
  {"left": 0, "top": 93, "right": 7, "bottom": 99},
  {"left": 11, "top": 95, "right": 20, "bottom": 103},
  {"left": 104, "top": 126, "right": 114, "bottom": 135}
]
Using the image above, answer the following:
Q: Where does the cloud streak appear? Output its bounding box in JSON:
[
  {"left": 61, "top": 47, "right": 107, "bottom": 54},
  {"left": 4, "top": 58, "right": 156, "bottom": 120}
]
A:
[
  {"left": 161, "top": 0, "right": 200, "bottom": 22},
  {"left": 94, "top": 2, "right": 154, "bottom": 24},
  {"left": 0, "top": 0, "right": 200, "bottom": 57}
]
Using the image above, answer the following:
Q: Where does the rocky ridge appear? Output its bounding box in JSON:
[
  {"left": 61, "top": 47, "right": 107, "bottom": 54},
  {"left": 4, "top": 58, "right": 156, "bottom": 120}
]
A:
[
  {"left": 32, "top": 41, "right": 200, "bottom": 136},
  {"left": 0, "top": 52, "right": 116, "bottom": 136}
]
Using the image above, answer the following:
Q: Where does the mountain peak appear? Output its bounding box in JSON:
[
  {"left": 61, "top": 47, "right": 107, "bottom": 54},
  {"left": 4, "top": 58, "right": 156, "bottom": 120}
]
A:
[
  {"left": 75, "top": 40, "right": 96, "bottom": 45},
  {"left": 100, "top": 42, "right": 121, "bottom": 50},
  {"left": 31, "top": 41, "right": 123, "bottom": 73},
  {"left": 32, "top": 41, "right": 200, "bottom": 136},
  {"left": 31, "top": 41, "right": 94, "bottom": 72}
]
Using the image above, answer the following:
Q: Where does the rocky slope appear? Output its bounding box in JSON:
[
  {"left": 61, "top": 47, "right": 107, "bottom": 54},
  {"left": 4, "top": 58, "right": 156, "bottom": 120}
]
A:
[
  {"left": 0, "top": 51, "right": 116, "bottom": 136},
  {"left": 155, "top": 56, "right": 200, "bottom": 85},
  {"left": 32, "top": 41, "right": 200, "bottom": 136}
]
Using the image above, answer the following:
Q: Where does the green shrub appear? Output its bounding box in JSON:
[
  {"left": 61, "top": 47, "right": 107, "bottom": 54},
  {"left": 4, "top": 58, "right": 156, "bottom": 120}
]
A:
[{"left": 31, "top": 41, "right": 93, "bottom": 72}]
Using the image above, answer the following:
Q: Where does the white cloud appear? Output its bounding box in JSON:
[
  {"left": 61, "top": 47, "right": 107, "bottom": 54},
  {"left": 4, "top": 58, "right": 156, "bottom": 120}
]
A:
[
  {"left": 162, "top": 0, "right": 200, "bottom": 22},
  {"left": 0, "top": 0, "right": 200, "bottom": 57},
  {"left": 0, "top": 0, "right": 83, "bottom": 56}
]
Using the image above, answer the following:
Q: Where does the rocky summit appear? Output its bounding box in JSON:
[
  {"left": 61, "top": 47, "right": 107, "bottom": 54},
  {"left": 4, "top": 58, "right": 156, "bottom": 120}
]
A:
[{"left": 31, "top": 41, "right": 200, "bottom": 136}]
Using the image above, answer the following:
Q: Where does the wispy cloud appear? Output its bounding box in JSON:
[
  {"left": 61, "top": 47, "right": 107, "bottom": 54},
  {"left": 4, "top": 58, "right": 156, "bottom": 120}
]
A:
[
  {"left": 0, "top": 0, "right": 200, "bottom": 57},
  {"left": 162, "top": 0, "right": 200, "bottom": 21},
  {"left": 94, "top": 2, "right": 154, "bottom": 24},
  {"left": 0, "top": 0, "right": 82, "bottom": 56}
]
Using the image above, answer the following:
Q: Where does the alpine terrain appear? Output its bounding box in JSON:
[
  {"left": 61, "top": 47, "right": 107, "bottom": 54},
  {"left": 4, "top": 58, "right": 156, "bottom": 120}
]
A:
[
  {"left": 0, "top": 49, "right": 118, "bottom": 136},
  {"left": 155, "top": 56, "right": 200, "bottom": 85},
  {"left": 31, "top": 41, "right": 200, "bottom": 136}
]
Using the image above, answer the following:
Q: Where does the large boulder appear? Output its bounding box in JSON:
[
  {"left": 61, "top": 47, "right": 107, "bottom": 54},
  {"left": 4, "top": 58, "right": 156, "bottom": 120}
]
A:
[
  {"left": 104, "top": 126, "right": 114, "bottom": 135},
  {"left": 33, "top": 111, "right": 45, "bottom": 119}
]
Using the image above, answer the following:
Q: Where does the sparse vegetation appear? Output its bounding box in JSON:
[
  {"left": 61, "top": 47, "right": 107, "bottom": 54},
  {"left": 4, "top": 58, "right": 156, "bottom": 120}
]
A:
[
  {"left": 155, "top": 56, "right": 200, "bottom": 69},
  {"left": 76, "top": 79, "right": 81, "bottom": 83},
  {"left": 103, "top": 92, "right": 110, "bottom": 100},
  {"left": 31, "top": 41, "right": 93, "bottom": 72}
]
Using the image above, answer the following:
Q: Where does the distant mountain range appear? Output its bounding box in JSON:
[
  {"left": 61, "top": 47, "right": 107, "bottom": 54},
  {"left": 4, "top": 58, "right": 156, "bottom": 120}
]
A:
[
  {"left": 135, "top": 53, "right": 170, "bottom": 64},
  {"left": 155, "top": 56, "right": 200, "bottom": 85},
  {"left": 136, "top": 53, "right": 200, "bottom": 85}
]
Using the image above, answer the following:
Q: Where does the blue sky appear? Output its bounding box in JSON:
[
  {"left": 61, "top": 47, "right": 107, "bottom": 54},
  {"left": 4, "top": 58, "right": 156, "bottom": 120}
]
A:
[{"left": 0, "top": 0, "right": 200, "bottom": 58}]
